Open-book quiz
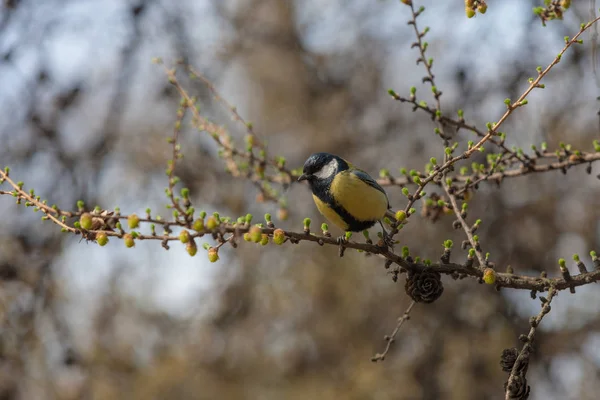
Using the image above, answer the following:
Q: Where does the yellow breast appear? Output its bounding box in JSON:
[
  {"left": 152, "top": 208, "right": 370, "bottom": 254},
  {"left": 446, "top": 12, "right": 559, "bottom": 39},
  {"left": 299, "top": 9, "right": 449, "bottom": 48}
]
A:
[
  {"left": 330, "top": 171, "right": 388, "bottom": 221},
  {"left": 312, "top": 194, "right": 349, "bottom": 231}
]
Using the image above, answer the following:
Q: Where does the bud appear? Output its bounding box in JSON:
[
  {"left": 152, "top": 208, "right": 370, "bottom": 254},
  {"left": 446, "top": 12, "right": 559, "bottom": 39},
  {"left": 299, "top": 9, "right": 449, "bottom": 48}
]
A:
[
  {"left": 127, "top": 214, "right": 140, "bottom": 229},
  {"left": 79, "top": 213, "right": 93, "bottom": 230},
  {"left": 260, "top": 234, "right": 269, "bottom": 246},
  {"left": 96, "top": 232, "right": 109, "bottom": 246},
  {"left": 249, "top": 226, "right": 262, "bottom": 243},
  {"left": 483, "top": 268, "right": 496, "bottom": 284},
  {"left": 123, "top": 233, "right": 135, "bottom": 248},
  {"left": 273, "top": 229, "right": 286, "bottom": 245},
  {"left": 208, "top": 247, "right": 219, "bottom": 262},
  {"left": 192, "top": 218, "right": 204, "bottom": 231},
  {"left": 206, "top": 216, "right": 218, "bottom": 230},
  {"left": 179, "top": 230, "right": 190, "bottom": 243},
  {"left": 186, "top": 240, "right": 197, "bottom": 256},
  {"left": 395, "top": 210, "right": 407, "bottom": 222}
]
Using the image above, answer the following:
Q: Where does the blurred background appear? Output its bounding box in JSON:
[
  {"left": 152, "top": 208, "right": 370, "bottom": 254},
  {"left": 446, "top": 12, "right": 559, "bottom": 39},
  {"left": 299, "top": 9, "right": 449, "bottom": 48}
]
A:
[{"left": 1, "top": 0, "right": 600, "bottom": 399}]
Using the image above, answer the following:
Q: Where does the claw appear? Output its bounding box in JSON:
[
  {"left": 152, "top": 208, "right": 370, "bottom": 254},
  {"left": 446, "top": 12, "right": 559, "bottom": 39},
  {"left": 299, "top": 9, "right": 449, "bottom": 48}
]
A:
[
  {"left": 337, "top": 235, "right": 348, "bottom": 257},
  {"left": 378, "top": 220, "right": 395, "bottom": 250}
]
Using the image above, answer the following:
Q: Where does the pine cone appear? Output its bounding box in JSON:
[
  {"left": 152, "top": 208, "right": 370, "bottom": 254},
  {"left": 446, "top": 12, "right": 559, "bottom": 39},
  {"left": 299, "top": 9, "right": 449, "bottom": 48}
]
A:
[
  {"left": 500, "top": 347, "right": 519, "bottom": 372},
  {"left": 405, "top": 269, "right": 444, "bottom": 303}
]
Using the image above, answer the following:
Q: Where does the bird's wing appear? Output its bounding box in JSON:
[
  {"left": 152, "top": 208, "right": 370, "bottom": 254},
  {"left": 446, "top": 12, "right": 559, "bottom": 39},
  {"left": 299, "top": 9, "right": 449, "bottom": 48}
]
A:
[
  {"left": 350, "top": 169, "right": 386, "bottom": 194},
  {"left": 349, "top": 169, "right": 390, "bottom": 208}
]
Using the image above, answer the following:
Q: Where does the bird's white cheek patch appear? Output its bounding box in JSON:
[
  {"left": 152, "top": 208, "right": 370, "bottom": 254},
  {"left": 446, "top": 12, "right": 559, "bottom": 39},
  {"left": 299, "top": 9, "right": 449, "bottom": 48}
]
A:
[{"left": 314, "top": 159, "right": 338, "bottom": 180}]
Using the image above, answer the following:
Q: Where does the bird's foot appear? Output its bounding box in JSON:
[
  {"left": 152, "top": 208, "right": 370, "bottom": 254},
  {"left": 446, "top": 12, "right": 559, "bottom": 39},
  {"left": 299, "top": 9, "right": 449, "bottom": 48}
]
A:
[
  {"left": 337, "top": 235, "right": 348, "bottom": 257},
  {"left": 377, "top": 221, "right": 395, "bottom": 250},
  {"left": 381, "top": 231, "right": 395, "bottom": 250}
]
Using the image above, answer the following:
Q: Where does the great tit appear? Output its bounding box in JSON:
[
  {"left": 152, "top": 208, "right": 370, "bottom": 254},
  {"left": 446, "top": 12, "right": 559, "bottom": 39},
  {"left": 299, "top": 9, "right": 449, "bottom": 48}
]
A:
[{"left": 297, "top": 152, "right": 394, "bottom": 247}]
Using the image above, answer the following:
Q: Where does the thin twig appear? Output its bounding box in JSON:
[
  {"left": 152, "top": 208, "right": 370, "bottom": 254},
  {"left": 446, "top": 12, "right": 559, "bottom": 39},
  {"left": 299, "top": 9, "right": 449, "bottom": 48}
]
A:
[
  {"left": 371, "top": 301, "right": 416, "bottom": 362},
  {"left": 387, "top": 16, "right": 600, "bottom": 240},
  {"left": 504, "top": 287, "right": 558, "bottom": 400},
  {"left": 443, "top": 180, "right": 487, "bottom": 271}
]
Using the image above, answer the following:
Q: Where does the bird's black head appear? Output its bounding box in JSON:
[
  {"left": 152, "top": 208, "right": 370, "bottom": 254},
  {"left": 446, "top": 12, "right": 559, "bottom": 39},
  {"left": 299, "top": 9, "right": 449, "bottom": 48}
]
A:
[{"left": 297, "top": 152, "right": 348, "bottom": 183}]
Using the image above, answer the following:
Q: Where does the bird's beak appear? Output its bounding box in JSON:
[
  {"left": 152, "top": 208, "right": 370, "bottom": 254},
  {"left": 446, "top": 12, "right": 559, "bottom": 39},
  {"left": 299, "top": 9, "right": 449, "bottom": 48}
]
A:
[{"left": 297, "top": 174, "right": 308, "bottom": 182}]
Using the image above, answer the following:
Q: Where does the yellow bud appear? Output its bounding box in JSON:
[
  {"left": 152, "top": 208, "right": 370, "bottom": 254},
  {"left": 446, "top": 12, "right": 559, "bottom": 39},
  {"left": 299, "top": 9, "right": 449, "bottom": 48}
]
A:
[
  {"left": 186, "top": 240, "right": 197, "bottom": 256},
  {"left": 96, "top": 232, "right": 109, "bottom": 246},
  {"left": 123, "top": 233, "right": 135, "bottom": 248},
  {"left": 243, "top": 233, "right": 252, "bottom": 242},
  {"left": 127, "top": 214, "right": 140, "bottom": 229},
  {"left": 192, "top": 218, "right": 204, "bottom": 231},
  {"left": 483, "top": 268, "right": 496, "bottom": 284},
  {"left": 208, "top": 247, "right": 219, "bottom": 262},
  {"left": 179, "top": 230, "right": 190, "bottom": 243},
  {"left": 260, "top": 234, "right": 269, "bottom": 246},
  {"left": 79, "top": 213, "right": 93, "bottom": 230},
  {"left": 273, "top": 229, "right": 286, "bottom": 245},
  {"left": 395, "top": 210, "right": 407, "bottom": 222},
  {"left": 206, "top": 216, "right": 218, "bottom": 230},
  {"left": 477, "top": 3, "right": 487, "bottom": 14},
  {"left": 465, "top": 6, "right": 476, "bottom": 18},
  {"left": 249, "top": 226, "right": 262, "bottom": 243}
]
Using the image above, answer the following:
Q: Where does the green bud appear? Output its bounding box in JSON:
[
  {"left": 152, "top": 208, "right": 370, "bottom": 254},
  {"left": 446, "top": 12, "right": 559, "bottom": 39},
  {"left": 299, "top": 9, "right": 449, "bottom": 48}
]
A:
[
  {"left": 79, "top": 213, "right": 93, "bottom": 230},
  {"left": 123, "top": 233, "right": 135, "bottom": 248},
  {"left": 273, "top": 229, "right": 285, "bottom": 245},
  {"left": 179, "top": 230, "right": 190, "bottom": 243},
  {"left": 97, "top": 232, "right": 109, "bottom": 246},
  {"left": 192, "top": 218, "right": 204, "bottom": 231},
  {"left": 206, "top": 216, "right": 218, "bottom": 230},
  {"left": 128, "top": 214, "right": 140, "bottom": 229},
  {"left": 395, "top": 210, "right": 407, "bottom": 222},
  {"left": 483, "top": 268, "right": 496, "bottom": 284},
  {"left": 186, "top": 240, "right": 197, "bottom": 256},
  {"left": 208, "top": 247, "right": 219, "bottom": 262},
  {"left": 249, "top": 226, "right": 262, "bottom": 243},
  {"left": 402, "top": 246, "right": 410, "bottom": 258}
]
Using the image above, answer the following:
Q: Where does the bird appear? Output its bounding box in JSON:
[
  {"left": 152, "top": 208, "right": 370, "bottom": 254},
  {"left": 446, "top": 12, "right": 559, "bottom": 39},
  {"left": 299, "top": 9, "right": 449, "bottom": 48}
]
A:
[{"left": 297, "top": 152, "right": 395, "bottom": 248}]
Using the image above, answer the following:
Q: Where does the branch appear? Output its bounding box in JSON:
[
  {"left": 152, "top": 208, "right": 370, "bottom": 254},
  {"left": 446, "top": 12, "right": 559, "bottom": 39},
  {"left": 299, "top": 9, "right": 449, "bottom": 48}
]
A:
[
  {"left": 371, "top": 301, "right": 416, "bottom": 362},
  {"left": 1, "top": 168, "right": 598, "bottom": 293},
  {"left": 504, "top": 287, "right": 558, "bottom": 399},
  {"left": 386, "top": 15, "right": 600, "bottom": 240}
]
